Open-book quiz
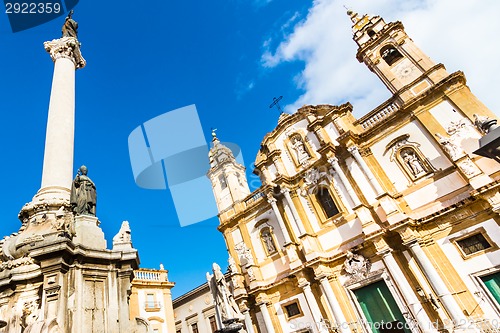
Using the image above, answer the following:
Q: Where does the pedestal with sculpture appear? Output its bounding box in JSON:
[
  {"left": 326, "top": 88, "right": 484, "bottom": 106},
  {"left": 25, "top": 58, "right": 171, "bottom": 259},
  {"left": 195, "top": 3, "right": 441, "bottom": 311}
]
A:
[
  {"left": 0, "top": 13, "right": 143, "bottom": 333},
  {"left": 207, "top": 263, "right": 246, "bottom": 333}
]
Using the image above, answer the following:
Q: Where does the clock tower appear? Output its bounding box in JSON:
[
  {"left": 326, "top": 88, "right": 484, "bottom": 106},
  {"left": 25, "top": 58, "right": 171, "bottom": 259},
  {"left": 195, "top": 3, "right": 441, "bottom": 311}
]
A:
[{"left": 349, "top": 10, "right": 449, "bottom": 102}]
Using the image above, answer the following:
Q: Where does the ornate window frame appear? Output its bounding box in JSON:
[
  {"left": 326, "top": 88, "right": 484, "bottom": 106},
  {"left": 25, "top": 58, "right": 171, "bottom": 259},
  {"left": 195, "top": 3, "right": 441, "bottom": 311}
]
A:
[
  {"left": 281, "top": 298, "right": 304, "bottom": 321},
  {"left": 450, "top": 227, "right": 498, "bottom": 260},
  {"left": 311, "top": 185, "right": 342, "bottom": 221}
]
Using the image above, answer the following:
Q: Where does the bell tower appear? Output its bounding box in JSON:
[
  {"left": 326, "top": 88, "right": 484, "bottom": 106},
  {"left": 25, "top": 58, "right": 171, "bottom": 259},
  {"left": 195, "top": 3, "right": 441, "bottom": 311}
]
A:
[
  {"left": 207, "top": 131, "right": 250, "bottom": 213},
  {"left": 349, "top": 10, "right": 449, "bottom": 101}
]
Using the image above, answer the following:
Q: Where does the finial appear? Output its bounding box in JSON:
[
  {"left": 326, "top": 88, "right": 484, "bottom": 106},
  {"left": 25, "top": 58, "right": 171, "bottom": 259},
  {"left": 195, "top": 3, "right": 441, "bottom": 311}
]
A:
[
  {"left": 211, "top": 128, "right": 218, "bottom": 141},
  {"left": 343, "top": 4, "right": 353, "bottom": 16}
]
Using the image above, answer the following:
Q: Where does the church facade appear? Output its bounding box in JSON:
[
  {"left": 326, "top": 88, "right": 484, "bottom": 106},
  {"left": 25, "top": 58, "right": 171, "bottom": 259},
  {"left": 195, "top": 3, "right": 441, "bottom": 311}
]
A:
[{"left": 208, "top": 10, "right": 500, "bottom": 333}]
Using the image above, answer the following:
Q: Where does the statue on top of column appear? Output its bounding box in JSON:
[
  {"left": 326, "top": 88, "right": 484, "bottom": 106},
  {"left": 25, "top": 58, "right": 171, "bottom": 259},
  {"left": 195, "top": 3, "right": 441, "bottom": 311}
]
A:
[
  {"left": 62, "top": 10, "right": 78, "bottom": 38},
  {"left": 70, "top": 165, "right": 97, "bottom": 216}
]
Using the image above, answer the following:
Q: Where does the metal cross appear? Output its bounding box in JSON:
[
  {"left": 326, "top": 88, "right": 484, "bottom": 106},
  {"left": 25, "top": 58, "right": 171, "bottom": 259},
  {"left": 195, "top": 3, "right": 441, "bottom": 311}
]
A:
[{"left": 269, "top": 96, "right": 284, "bottom": 114}]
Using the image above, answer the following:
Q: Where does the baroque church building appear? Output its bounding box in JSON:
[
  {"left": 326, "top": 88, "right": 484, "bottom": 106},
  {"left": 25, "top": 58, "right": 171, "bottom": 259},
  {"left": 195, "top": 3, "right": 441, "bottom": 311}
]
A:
[{"left": 207, "top": 10, "right": 500, "bottom": 333}]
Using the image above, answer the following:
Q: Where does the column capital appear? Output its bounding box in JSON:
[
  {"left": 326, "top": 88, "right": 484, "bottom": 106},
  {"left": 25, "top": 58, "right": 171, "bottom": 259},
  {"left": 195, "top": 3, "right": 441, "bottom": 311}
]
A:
[
  {"left": 281, "top": 187, "right": 290, "bottom": 195},
  {"left": 266, "top": 195, "right": 277, "bottom": 204},
  {"left": 347, "top": 145, "right": 359, "bottom": 155},
  {"left": 313, "top": 264, "right": 333, "bottom": 280},
  {"left": 44, "top": 37, "right": 86, "bottom": 69},
  {"left": 298, "top": 277, "right": 311, "bottom": 289},
  {"left": 327, "top": 157, "right": 339, "bottom": 166}
]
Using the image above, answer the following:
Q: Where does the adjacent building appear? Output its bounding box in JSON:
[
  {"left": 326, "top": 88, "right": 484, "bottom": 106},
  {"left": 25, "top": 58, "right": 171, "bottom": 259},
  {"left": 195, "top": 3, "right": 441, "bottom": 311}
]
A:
[
  {"left": 173, "top": 281, "right": 219, "bottom": 333},
  {"left": 130, "top": 267, "right": 177, "bottom": 333},
  {"left": 207, "top": 10, "right": 500, "bottom": 333}
]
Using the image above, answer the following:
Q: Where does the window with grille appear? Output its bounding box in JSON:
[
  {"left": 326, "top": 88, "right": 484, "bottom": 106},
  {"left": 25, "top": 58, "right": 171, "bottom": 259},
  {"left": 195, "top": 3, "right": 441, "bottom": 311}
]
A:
[{"left": 457, "top": 233, "right": 491, "bottom": 255}]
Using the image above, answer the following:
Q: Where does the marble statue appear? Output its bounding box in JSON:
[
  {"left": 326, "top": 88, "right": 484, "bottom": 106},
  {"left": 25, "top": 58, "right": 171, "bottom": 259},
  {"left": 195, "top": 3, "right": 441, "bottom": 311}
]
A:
[
  {"left": 261, "top": 229, "right": 276, "bottom": 253},
  {"left": 402, "top": 150, "right": 425, "bottom": 176},
  {"left": 207, "top": 263, "right": 244, "bottom": 323},
  {"left": 70, "top": 165, "right": 97, "bottom": 216},
  {"left": 291, "top": 135, "right": 310, "bottom": 163}
]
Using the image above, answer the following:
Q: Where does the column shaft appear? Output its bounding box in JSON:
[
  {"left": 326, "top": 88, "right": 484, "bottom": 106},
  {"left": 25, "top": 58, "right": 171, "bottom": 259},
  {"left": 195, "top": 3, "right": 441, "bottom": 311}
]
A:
[
  {"left": 259, "top": 303, "right": 275, "bottom": 333},
  {"left": 349, "top": 147, "right": 384, "bottom": 196},
  {"left": 328, "top": 158, "right": 361, "bottom": 207},
  {"left": 381, "top": 251, "right": 437, "bottom": 332},
  {"left": 283, "top": 189, "right": 306, "bottom": 235},
  {"left": 243, "top": 310, "right": 255, "bottom": 333},
  {"left": 319, "top": 278, "right": 350, "bottom": 333},
  {"left": 268, "top": 198, "right": 292, "bottom": 244},
  {"left": 407, "top": 242, "right": 468, "bottom": 325},
  {"left": 39, "top": 57, "right": 76, "bottom": 198},
  {"left": 302, "top": 284, "right": 328, "bottom": 333}
]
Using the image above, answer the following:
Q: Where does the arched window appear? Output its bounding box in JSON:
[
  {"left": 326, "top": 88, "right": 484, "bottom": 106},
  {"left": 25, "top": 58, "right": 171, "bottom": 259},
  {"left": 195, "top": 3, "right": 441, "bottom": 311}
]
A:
[
  {"left": 367, "top": 28, "right": 376, "bottom": 38},
  {"left": 316, "top": 187, "right": 339, "bottom": 218},
  {"left": 380, "top": 45, "right": 403, "bottom": 66},
  {"left": 260, "top": 228, "right": 277, "bottom": 255}
]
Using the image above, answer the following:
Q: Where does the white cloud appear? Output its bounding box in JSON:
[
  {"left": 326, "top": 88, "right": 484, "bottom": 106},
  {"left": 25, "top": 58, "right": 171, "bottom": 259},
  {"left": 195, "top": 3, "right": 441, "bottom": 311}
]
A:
[{"left": 263, "top": 0, "right": 500, "bottom": 118}]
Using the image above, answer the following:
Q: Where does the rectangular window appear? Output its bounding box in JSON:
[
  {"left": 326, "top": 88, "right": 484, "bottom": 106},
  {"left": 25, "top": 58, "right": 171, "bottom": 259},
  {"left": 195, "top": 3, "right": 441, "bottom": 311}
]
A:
[
  {"left": 285, "top": 302, "right": 301, "bottom": 318},
  {"left": 209, "top": 315, "right": 217, "bottom": 333},
  {"left": 191, "top": 323, "right": 199, "bottom": 333},
  {"left": 457, "top": 233, "right": 491, "bottom": 255},
  {"left": 146, "top": 293, "right": 155, "bottom": 308}
]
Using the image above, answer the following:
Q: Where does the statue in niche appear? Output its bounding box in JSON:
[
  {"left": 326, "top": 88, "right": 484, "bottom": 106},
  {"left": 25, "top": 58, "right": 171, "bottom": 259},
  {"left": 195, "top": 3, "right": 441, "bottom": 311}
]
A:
[
  {"left": 261, "top": 229, "right": 276, "bottom": 254},
  {"left": 62, "top": 10, "right": 78, "bottom": 38},
  {"left": 70, "top": 165, "right": 97, "bottom": 216},
  {"left": 401, "top": 150, "right": 425, "bottom": 176},
  {"left": 207, "top": 263, "right": 244, "bottom": 322},
  {"left": 291, "top": 135, "right": 310, "bottom": 164}
]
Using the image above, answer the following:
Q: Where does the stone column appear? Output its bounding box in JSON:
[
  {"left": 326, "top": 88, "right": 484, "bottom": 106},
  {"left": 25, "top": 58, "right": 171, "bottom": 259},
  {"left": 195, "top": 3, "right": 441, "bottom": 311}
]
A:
[
  {"left": 406, "top": 241, "right": 468, "bottom": 326},
  {"left": 380, "top": 249, "right": 438, "bottom": 332},
  {"left": 243, "top": 310, "right": 255, "bottom": 333},
  {"left": 328, "top": 157, "right": 361, "bottom": 207},
  {"left": 347, "top": 146, "right": 384, "bottom": 196},
  {"left": 299, "top": 280, "right": 328, "bottom": 333},
  {"left": 37, "top": 37, "right": 85, "bottom": 201},
  {"left": 259, "top": 302, "right": 275, "bottom": 333},
  {"left": 282, "top": 188, "right": 306, "bottom": 235},
  {"left": 318, "top": 277, "right": 350, "bottom": 333},
  {"left": 267, "top": 196, "right": 292, "bottom": 244}
]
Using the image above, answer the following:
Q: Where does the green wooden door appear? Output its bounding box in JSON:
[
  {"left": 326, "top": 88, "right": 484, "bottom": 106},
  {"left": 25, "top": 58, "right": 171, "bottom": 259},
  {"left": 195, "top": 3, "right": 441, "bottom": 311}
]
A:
[
  {"left": 354, "top": 280, "right": 411, "bottom": 333},
  {"left": 481, "top": 272, "right": 500, "bottom": 305}
]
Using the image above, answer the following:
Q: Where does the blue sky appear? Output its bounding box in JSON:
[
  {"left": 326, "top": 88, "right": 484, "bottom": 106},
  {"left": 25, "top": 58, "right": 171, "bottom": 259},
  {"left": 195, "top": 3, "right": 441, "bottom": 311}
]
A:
[{"left": 0, "top": 0, "right": 499, "bottom": 297}]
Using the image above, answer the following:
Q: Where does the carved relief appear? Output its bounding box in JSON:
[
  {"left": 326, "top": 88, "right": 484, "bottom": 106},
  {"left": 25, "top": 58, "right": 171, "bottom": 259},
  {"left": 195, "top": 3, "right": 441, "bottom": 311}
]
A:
[
  {"left": 235, "top": 242, "right": 254, "bottom": 266},
  {"left": 343, "top": 251, "right": 370, "bottom": 280},
  {"left": 435, "top": 133, "right": 464, "bottom": 160}
]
